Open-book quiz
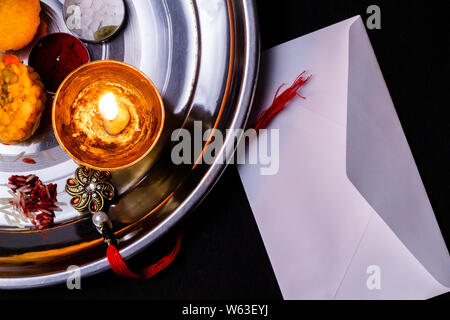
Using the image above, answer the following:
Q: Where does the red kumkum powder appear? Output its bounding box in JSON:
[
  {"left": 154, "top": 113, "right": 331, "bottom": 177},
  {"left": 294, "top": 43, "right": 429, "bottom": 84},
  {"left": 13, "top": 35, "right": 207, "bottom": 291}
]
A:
[{"left": 29, "top": 33, "right": 90, "bottom": 93}]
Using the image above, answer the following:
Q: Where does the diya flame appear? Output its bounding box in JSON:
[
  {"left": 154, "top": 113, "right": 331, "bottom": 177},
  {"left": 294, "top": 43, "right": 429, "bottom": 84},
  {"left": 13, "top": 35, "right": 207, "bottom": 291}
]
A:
[{"left": 98, "top": 92, "right": 130, "bottom": 135}]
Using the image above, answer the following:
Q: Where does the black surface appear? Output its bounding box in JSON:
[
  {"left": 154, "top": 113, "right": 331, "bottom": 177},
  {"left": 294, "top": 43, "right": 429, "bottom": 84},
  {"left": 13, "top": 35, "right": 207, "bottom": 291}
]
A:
[{"left": 1, "top": 0, "right": 449, "bottom": 300}]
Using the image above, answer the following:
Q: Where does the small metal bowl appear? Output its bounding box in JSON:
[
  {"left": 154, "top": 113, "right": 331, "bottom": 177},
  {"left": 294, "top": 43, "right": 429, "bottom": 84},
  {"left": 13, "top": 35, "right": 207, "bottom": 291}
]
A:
[
  {"left": 63, "top": 0, "right": 126, "bottom": 43},
  {"left": 52, "top": 60, "right": 165, "bottom": 171},
  {"left": 28, "top": 32, "right": 90, "bottom": 94}
]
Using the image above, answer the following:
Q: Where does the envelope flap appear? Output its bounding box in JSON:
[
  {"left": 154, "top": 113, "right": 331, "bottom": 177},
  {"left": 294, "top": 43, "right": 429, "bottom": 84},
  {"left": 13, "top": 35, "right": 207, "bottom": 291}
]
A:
[{"left": 346, "top": 18, "right": 450, "bottom": 286}]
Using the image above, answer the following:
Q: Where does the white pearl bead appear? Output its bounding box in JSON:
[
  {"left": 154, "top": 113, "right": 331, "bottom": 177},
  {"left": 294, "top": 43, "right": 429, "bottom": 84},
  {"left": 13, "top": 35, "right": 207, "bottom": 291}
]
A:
[{"left": 92, "top": 211, "right": 110, "bottom": 228}]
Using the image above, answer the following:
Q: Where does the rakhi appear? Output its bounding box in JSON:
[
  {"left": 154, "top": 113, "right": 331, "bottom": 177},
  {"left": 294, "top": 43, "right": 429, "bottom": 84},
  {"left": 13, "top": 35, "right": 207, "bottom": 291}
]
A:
[{"left": 66, "top": 165, "right": 182, "bottom": 279}]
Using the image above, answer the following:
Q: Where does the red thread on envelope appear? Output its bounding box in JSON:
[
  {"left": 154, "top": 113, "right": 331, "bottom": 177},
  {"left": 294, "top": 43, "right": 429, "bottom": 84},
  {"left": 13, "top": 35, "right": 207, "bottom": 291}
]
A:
[
  {"left": 253, "top": 71, "right": 311, "bottom": 131},
  {"left": 106, "top": 232, "right": 183, "bottom": 280}
]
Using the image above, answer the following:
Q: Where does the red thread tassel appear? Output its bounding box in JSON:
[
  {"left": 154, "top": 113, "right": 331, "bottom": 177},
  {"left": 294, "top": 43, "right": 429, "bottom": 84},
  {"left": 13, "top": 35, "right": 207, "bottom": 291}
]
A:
[
  {"left": 107, "top": 232, "right": 183, "bottom": 280},
  {"left": 253, "top": 71, "right": 311, "bottom": 131}
]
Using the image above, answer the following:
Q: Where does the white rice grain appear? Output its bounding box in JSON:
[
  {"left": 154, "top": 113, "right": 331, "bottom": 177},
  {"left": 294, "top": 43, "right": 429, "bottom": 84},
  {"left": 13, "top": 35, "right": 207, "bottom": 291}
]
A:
[{"left": 13, "top": 151, "right": 25, "bottom": 162}]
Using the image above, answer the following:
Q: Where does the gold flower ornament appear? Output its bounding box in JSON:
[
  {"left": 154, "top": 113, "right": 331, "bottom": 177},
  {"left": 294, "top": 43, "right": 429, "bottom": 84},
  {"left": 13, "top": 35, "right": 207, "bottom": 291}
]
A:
[{"left": 65, "top": 166, "right": 115, "bottom": 213}]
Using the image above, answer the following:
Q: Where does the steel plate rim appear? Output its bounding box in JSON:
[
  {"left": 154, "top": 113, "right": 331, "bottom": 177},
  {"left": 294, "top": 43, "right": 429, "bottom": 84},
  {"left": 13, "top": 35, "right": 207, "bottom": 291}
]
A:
[{"left": 0, "top": 0, "right": 260, "bottom": 289}]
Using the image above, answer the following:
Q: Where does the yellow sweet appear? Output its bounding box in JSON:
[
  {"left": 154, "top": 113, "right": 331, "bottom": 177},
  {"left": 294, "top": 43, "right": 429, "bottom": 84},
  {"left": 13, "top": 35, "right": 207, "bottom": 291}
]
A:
[
  {"left": 0, "top": 54, "right": 46, "bottom": 144},
  {"left": 0, "top": 0, "right": 41, "bottom": 51}
]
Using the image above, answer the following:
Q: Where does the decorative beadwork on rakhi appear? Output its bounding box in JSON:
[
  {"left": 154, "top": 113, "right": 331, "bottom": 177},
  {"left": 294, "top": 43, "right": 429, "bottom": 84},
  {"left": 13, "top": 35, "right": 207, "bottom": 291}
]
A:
[{"left": 65, "top": 165, "right": 115, "bottom": 214}]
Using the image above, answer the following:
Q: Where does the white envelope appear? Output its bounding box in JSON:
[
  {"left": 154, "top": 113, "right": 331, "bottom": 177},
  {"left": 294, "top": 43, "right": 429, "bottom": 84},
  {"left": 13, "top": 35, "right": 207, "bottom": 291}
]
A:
[{"left": 238, "top": 16, "right": 450, "bottom": 300}]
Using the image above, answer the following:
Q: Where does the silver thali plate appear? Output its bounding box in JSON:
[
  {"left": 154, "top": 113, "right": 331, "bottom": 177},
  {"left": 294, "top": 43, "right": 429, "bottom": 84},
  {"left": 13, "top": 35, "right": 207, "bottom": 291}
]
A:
[{"left": 0, "top": 0, "right": 259, "bottom": 288}]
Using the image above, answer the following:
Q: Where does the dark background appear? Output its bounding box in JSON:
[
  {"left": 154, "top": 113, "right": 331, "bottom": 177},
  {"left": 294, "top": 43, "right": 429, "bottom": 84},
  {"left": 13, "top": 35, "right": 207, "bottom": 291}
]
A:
[{"left": 1, "top": 0, "right": 449, "bottom": 300}]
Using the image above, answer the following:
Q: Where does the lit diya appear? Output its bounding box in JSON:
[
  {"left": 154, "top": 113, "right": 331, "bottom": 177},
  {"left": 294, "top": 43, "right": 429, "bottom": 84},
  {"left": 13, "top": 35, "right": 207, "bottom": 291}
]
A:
[{"left": 52, "top": 60, "right": 165, "bottom": 171}]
